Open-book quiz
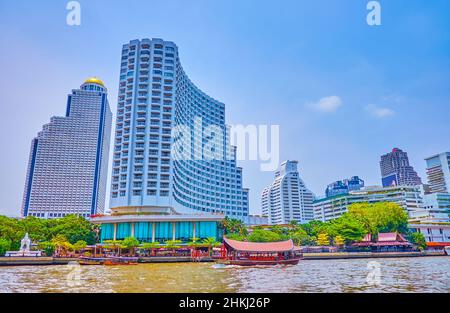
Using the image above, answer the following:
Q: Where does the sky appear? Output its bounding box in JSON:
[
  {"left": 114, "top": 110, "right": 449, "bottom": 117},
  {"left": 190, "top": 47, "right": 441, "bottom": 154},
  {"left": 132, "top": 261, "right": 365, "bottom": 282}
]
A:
[{"left": 0, "top": 0, "right": 449, "bottom": 217}]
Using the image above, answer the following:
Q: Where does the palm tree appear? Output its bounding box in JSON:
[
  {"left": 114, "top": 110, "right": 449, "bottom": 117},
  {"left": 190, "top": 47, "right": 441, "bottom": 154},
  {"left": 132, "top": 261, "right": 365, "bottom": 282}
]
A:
[
  {"left": 202, "top": 237, "right": 220, "bottom": 256},
  {"left": 165, "top": 240, "right": 183, "bottom": 254},
  {"left": 102, "top": 240, "right": 123, "bottom": 256},
  {"left": 186, "top": 237, "right": 200, "bottom": 248},
  {"left": 122, "top": 237, "right": 140, "bottom": 256},
  {"left": 141, "top": 242, "right": 160, "bottom": 256}
]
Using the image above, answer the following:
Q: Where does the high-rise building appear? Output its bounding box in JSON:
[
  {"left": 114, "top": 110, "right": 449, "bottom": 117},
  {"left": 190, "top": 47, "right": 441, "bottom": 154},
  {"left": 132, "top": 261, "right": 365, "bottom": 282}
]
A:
[
  {"left": 261, "top": 161, "right": 314, "bottom": 225},
  {"left": 380, "top": 148, "right": 422, "bottom": 187},
  {"left": 425, "top": 152, "right": 450, "bottom": 193},
  {"left": 325, "top": 176, "right": 364, "bottom": 198},
  {"left": 21, "top": 78, "right": 112, "bottom": 218},
  {"left": 109, "top": 38, "right": 249, "bottom": 219}
]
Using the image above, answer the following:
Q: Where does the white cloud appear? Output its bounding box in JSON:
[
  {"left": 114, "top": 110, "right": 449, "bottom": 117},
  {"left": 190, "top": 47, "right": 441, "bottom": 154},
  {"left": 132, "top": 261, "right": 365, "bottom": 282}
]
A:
[
  {"left": 365, "top": 104, "right": 396, "bottom": 119},
  {"left": 381, "top": 95, "right": 406, "bottom": 104},
  {"left": 307, "top": 96, "right": 343, "bottom": 113}
]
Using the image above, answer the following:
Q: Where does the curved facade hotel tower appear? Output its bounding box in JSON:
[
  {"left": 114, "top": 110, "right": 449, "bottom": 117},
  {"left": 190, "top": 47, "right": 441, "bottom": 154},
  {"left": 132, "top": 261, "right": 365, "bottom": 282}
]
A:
[
  {"left": 21, "top": 79, "right": 112, "bottom": 218},
  {"left": 109, "top": 38, "right": 249, "bottom": 220}
]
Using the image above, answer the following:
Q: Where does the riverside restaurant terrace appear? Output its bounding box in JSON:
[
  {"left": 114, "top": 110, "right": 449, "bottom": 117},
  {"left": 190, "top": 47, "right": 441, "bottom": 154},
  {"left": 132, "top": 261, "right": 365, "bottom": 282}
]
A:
[{"left": 90, "top": 206, "right": 224, "bottom": 243}]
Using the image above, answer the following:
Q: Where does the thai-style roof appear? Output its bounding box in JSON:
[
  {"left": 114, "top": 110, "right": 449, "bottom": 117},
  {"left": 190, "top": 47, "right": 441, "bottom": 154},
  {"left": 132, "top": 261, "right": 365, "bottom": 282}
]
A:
[
  {"left": 378, "top": 232, "right": 407, "bottom": 242},
  {"left": 223, "top": 237, "right": 295, "bottom": 252},
  {"left": 353, "top": 232, "right": 411, "bottom": 247}
]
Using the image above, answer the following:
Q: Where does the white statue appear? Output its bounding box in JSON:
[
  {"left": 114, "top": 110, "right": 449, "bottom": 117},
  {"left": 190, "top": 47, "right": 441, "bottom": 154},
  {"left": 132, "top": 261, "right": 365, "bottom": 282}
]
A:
[{"left": 20, "top": 233, "right": 31, "bottom": 252}]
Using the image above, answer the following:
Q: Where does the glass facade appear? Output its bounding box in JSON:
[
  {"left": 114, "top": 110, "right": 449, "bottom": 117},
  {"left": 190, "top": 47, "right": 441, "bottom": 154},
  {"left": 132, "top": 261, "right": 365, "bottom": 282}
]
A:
[
  {"left": 99, "top": 221, "right": 220, "bottom": 243},
  {"left": 21, "top": 79, "right": 112, "bottom": 218}
]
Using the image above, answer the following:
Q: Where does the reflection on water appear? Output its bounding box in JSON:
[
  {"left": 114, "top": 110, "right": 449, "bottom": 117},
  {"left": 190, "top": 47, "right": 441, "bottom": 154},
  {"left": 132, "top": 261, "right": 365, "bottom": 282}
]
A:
[{"left": 0, "top": 257, "right": 449, "bottom": 293}]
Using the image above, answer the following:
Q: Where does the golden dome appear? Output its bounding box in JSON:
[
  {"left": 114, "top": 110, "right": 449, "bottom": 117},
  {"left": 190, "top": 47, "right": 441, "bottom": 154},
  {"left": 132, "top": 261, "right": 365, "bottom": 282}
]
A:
[{"left": 84, "top": 77, "right": 105, "bottom": 87}]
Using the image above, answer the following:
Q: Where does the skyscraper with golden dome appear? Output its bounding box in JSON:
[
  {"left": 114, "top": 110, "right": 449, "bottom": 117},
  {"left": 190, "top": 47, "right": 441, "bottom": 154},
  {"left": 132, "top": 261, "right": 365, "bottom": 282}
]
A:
[{"left": 21, "top": 78, "right": 112, "bottom": 218}]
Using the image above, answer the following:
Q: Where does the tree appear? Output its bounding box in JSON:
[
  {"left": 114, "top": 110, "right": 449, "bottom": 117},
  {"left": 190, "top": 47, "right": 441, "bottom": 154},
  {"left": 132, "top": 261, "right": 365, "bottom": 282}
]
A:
[
  {"left": 407, "top": 232, "right": 427, "bottom": 250},
  {"left": 51, "top": 234, "right": 73, "bottom": 256},
  {"left": 317, "top": 233, "right": 330, "bottom": 246},
  {"left": 221, "top": 217, "right": 248, "bottom": 237},
  {"left": 48, "top": 215, "right": 96, "bottom": 244},
  {"left": 329, "top": 214, "right": 366, "bottom": 243},
  {"left": 0, "top": 238, "right": 11, "bottom": 256},
  {"left": 202, "top": 237, "right": 220, "bottom": 247},
  {"left": 300, "top": 220, "right": 326, "bottom": 238},
  {"left": 141, "top": 242, "right": 160, "bottom": 256},
  {"left": 347, "top": 202, "right": 408, "bottom": 236},
  {"left": 270, "top": 225, "right": 283, "bottom": 235},
  {"left": 374, "top": 202, "right": 409, "bottom": 234},
  {"left": 165, "top": 240, "right": 183, "bottom": 250},
  {"left": 20, "top": 216, "right": 49, "bottom": 242},
  {"left": 102, "top": 240, "right": 124, "bottom": 255},
  {"left": 73, "top": 240, "right": 87, "bottom": 253},
  {"left": 37, "top": 241, "right": 55, "bottom": 257},
  {"left": 289, "top": 220, "right": 299, "bottom": 228},
  {"left": 225, "top": 233, "right": 246, "bottom": 241},
  {"left": 334, "top": 235, "right": 345, "bottom": 246},
  {"left": 289, "top": 228, "right": 314, "bottom": 246},
  {"left": 122, "top": 237, "right": 140, "bottom": 255},
  {"left": 247, "top": 229, "right": 283, "bottom": 243},
  {"left": 201, "top": 237, "right": 220, "bottom": 256},
  {"left": 0, "top": 216, "right": 23, "bottom": 249}
]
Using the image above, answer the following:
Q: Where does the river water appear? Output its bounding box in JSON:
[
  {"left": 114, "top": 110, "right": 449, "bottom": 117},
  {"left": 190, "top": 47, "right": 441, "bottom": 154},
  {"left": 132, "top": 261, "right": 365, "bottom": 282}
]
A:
[{"left": 0, "top": 257, "right": 448, "bottom": 293}]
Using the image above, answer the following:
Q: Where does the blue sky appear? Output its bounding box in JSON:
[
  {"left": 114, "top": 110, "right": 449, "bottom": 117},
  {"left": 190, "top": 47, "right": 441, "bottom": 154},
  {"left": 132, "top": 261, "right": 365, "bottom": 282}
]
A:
[{"left": 1, "top": 0, "right": 449, "bottom": 217}]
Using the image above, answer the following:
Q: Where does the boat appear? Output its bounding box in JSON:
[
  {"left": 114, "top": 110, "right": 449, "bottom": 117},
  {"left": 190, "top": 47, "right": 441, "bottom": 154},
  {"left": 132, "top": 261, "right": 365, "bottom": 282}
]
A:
[
  {"left": 220, "top": 257, "right": 301, "bottom": 266},
  {"left": 103, "top": 256, "right": 139, "bottom": 266},
  {"left": 445, "top": 246, "right": 450, "bottom": 256},
  {"left": 78, "top": 257, "right": 106, "bottom": 265},
  {"left": 219, "top": 238, "right": 302, "bottom": 266}
]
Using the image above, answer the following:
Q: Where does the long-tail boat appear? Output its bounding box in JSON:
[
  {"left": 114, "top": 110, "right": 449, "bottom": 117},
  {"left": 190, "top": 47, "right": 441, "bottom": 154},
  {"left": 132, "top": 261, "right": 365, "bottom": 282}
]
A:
[{"left": 219, "top": 238, "right": 302, "bottom": 266}]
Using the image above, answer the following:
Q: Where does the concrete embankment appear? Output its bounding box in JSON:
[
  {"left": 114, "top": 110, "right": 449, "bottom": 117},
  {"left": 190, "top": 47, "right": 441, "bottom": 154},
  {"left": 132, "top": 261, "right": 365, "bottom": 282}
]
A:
[
  {"left": 1, "top": 251, "right": 446, "bottom": 266},
  {"left": 139, "top": 256, "right": 214, "bottom": 263},
  {"left": 0, "top": 257, "right": 78, "bottom": 266},
  {"left": 302, "top": 250, "right": 446, "bottom": 260},
  {"left": 0, "top": 256, "right": 213, "bottom": 266}
]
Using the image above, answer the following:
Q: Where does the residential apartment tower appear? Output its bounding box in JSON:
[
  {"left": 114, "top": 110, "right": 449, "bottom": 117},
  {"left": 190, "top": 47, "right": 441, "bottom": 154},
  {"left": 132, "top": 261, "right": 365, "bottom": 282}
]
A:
[{"left": 261, "top": 161, "right": 314, "bottom": 224}]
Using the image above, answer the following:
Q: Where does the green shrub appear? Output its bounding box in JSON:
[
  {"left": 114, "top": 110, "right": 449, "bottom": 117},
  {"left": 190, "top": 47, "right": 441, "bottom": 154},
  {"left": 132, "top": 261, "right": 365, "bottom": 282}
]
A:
[{"left": 0, "top": 238, "right": 11, "bottom": 256}]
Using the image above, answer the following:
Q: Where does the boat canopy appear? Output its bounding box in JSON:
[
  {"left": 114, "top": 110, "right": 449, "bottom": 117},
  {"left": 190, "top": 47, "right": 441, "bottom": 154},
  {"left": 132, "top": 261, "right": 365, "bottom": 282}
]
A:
[{"left": 223, "top": 237, "right": 295, "bottom": 253}]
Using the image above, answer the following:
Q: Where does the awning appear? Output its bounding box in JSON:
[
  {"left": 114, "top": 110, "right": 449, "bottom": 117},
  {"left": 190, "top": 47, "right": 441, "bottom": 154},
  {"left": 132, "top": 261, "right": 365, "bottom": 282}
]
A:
[
  {"left": 223, "top": 237, "right": 294, "bottom": 252},
  {"left": 426, "top": 242, "right": 450, "bottom": 247}
]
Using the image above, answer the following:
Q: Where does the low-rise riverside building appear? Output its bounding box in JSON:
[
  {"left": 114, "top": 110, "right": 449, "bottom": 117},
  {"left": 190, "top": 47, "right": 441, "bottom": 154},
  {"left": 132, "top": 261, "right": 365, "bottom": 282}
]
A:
[
  {"left": 313, "top": 185, "right": 423, "bottom": 222},
  {"left": 91, "top": 206, "right": 224, "bottom": 243},
  {"left": 409, "top": 222, "right": 450, "bottom": 243}
]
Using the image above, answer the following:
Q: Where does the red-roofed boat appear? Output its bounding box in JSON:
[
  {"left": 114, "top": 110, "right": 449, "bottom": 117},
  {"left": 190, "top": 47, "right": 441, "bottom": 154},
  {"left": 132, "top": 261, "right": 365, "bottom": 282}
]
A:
[{"left": 219, "top": 238, "right": 302, "bottom": 266}]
